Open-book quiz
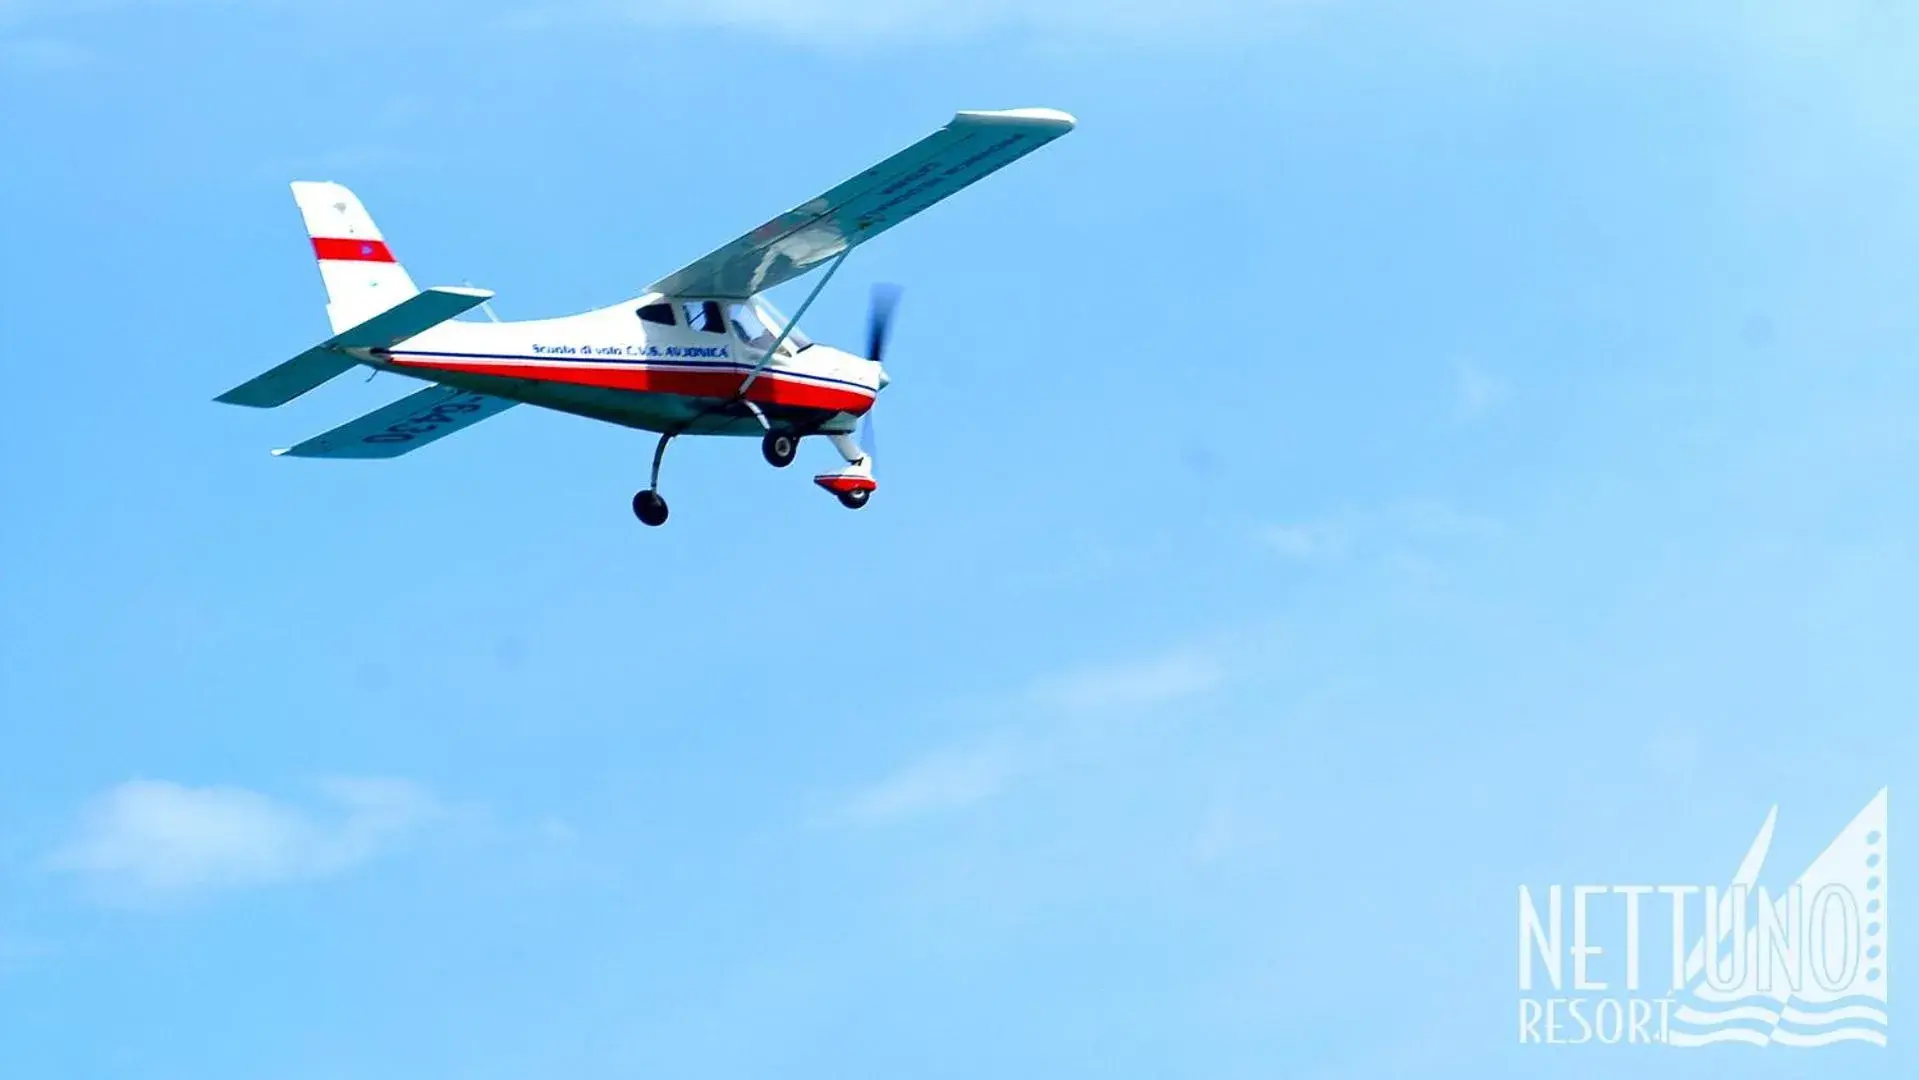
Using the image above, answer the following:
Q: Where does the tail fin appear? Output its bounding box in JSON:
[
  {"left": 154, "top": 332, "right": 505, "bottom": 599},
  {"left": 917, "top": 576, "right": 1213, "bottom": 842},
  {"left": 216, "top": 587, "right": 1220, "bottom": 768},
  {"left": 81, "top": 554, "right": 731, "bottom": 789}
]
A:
[{"left": 291, "top": 181, "right": 420, "bottom": 333}]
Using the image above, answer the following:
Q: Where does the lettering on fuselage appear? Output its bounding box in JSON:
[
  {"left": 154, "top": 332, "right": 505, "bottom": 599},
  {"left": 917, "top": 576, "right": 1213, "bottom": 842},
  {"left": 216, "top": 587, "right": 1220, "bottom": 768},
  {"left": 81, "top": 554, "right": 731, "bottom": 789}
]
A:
[{"left": 531, "top": 343, "right": 732, "bottom": 360}]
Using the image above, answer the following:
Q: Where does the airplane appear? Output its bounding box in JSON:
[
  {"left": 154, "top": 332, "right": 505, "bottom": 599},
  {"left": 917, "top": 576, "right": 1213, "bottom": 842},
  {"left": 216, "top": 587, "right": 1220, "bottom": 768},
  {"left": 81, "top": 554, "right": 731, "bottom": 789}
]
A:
[{"left": 216, "top": 108, "right": 1077, "bottom": 527}]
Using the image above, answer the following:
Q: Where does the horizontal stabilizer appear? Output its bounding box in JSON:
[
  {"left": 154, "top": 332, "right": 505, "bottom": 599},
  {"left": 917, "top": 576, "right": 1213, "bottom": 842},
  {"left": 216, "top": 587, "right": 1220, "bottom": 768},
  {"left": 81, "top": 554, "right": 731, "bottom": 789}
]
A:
[
  {"left": 215, "top": 346, "right": 358, "bottom": 408},
  {"left": 328, "top": 285, "right": 493, "bottom": 350},
  {"left": 272, "top": 384, "right": 518, "bottom": 459},
  {"left": 216, "top": 285, "right": 494, "bottom": 409}
]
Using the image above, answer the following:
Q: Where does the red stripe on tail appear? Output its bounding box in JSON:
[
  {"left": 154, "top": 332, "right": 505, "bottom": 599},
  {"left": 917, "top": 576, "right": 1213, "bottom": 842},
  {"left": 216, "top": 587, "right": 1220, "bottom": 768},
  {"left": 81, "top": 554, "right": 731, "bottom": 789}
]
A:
[{"left": 311, "top": 237, "right": 395, "bottom": 263}]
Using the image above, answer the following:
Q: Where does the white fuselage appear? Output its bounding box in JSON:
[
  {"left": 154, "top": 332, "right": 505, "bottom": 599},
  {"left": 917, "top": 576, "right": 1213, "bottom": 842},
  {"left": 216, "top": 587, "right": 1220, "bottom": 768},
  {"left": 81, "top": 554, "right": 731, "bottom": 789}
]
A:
[{"left": 369, "top": 294, "right": 883, "bottom": 437}]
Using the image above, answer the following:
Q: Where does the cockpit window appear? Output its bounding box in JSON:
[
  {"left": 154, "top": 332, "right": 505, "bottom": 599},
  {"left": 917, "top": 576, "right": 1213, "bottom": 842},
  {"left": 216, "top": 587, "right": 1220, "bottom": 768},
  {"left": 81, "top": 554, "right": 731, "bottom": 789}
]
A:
[
  {"left": 636, "top": 302, "right": 676, "bottom": 326},
  {"left": 752, "top": 298, "right": 812, "bottom": 351},
  {"left": 728, "top": 302, "right": 780, "bottom": 354},
  {"left": 680, "top": 301, "right": 726, "bottom": 335}
]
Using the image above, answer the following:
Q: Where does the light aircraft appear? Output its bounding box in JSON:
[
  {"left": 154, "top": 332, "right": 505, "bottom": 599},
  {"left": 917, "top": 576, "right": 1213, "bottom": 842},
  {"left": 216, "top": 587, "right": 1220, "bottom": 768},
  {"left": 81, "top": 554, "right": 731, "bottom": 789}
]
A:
[{"left": 217, "top": 108, "right": 1076, "bottom": 526}]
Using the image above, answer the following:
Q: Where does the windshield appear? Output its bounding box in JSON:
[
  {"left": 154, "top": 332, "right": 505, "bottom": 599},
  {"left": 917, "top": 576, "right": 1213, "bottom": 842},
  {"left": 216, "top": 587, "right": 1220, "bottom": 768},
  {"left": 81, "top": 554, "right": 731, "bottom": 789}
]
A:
[
  {"left": 728, "top": 302, "right": 778, "bottom": 352},
  {"left": 752, "top": 297, "right": 813, "bottom": 350}
]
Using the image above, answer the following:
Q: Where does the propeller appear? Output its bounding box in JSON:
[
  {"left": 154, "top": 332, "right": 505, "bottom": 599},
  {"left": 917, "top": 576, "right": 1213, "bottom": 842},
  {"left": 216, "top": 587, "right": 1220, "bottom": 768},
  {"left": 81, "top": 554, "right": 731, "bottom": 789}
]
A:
[
  {"left": 866, "top": 283, "right": 901, "bottom": 368},
  {"left": 860, "top": 284, "right": 899, "bottom": 459}
]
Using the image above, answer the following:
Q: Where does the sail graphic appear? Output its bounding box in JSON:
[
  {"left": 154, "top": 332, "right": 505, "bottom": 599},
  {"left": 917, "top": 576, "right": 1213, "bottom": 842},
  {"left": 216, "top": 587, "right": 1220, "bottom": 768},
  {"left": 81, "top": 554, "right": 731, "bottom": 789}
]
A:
[{"left": 1669, "top": 789, "right": 1888, "bottom": 1047}]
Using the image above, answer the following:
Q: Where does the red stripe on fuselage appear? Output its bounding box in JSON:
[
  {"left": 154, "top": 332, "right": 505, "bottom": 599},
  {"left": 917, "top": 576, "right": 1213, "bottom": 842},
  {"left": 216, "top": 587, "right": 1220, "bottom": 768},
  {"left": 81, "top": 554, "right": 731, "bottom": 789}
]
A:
[
  {"left": 388, "top": 356, "right": 877, "bottom": 414},
  {"left": 312, "top": 237, "right": 396, "bottom": 262}
]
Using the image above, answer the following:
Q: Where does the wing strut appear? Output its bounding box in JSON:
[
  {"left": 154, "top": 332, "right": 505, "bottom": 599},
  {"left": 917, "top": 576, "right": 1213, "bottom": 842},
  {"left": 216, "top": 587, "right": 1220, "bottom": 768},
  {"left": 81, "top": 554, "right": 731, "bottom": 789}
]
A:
[{"left": 735, "top": 247, "right": 850, "bottom": 400}]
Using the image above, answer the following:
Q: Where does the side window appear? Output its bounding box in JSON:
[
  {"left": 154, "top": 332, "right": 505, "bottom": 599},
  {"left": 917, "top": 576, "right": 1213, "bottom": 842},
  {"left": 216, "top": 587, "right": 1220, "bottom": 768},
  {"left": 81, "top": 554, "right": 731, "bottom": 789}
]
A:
[
  {"left": 680, "top": 301, "right": 726, "bottom": 334},
  {"left": 636, "top": 302, "right": 676, "bottom": 326}
]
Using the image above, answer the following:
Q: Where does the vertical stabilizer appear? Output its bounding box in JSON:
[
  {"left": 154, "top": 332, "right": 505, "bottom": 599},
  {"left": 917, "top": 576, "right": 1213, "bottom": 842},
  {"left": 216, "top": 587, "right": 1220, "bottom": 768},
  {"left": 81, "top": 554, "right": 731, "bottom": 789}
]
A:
[{"left": 290, "top": 181, "right": 420, "bottom": 333}]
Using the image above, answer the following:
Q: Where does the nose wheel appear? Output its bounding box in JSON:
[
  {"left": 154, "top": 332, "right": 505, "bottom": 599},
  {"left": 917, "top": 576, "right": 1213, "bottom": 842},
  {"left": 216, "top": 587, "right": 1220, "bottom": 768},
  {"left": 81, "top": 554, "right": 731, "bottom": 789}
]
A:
[
  {"left": 814, "top": 471, "right": 876, "bottom": 510},
  {"left": 761, "top": 432, "right": 798, "bottom": 468}
]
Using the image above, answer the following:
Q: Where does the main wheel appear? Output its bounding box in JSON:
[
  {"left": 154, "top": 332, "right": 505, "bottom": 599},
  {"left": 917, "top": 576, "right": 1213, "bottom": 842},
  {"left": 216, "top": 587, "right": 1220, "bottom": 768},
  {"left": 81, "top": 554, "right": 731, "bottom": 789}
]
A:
[
  {"left": 836, "top": 488, "right": 871, "bottom": 510},
  {"left": 631, "top": 489, "right": 669, "bottom": 527},
  {"left": 761, "top": 432, "right": 798, "bottom": 468}
]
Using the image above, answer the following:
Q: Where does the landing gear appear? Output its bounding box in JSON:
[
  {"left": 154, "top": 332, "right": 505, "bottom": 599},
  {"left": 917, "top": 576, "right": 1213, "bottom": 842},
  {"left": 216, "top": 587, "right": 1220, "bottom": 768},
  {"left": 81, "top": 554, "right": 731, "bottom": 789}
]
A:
[
  {"left": 633, "top": 432, "right": 673, "bottom": 527},
  {"left": 631, "top": 489, "right": 669, "bottom": 526},
  {"left": 761, "top": 431, "right": 798, "bottom": 468},
  {"left": 814, "top": 431, "right": 877, "bottom": 510}
]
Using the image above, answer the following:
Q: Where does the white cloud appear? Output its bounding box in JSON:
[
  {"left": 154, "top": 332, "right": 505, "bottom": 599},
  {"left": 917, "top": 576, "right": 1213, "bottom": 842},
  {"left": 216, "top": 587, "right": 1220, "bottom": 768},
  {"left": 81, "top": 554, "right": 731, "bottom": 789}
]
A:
[
  {"left": 554, "top": 0, "right": 1919, "bottom": 56},
  {"left": 502, "top": 0, "right": 1327, "bottom": 46},
  {"left": 827, "top": 646, "right": 1226, "bottom": 826},
  {"left": 1387, "top": 498, "right": 1503, "bottom": 541},
  {"left": 0, "top": 934, "right": 55, "bottom": 976},
  {"left": 1453, "top": 359, "right": 1508, "bottom": 422},
  {"left": 1260, "top": 499, "right": 1500, "bottom": 566},
  {"left": 1029, "top": 649, "right": 1225, "bottom": 714},
  {"left": 1258, "top": 520, "right": 1352, "bottom": 563},
  {"left": 1191, "top": 782, "right": 1255, "bottom": 865},
  {"left": 0, "top": 36, "right": 93, "bottom": 72},
  {"left": 49, "top": 778, "right": 441, "bottom": 902},
  {"left": 1645, "top": 731, "right": 1704, "bottom": 777},
  {"left": 835, "top": 743, "right": 1029, "bottom": 825}
]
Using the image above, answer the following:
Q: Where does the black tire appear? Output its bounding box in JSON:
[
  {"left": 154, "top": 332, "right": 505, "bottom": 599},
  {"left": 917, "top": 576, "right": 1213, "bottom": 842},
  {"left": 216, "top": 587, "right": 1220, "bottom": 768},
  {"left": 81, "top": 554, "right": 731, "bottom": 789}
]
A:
[
  {"left": 836, "top": 488, "right": 871, "bottom": 510},
  {"left": 632, "top": 489, "right": 669, "bottom": 526},
  {"left": 761, "top": 432, "right": 798, "bottom": 468}
]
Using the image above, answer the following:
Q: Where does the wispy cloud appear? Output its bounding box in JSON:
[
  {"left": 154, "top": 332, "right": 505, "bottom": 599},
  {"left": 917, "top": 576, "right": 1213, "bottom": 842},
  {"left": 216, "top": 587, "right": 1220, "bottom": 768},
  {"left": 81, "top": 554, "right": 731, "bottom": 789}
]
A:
[
  {"left": 829, "top": 645, "right": 1225, "bottom": 826},
  {"left": 526, "top": 0, "right": 1919, "bottom": 61},
  {"left": 1191, "top": 779, "right": 1257, "bottom": 865},
  {"left": 1260, "top": 499, "right": 1501, "bottom": 566},
  {"left": 1389, "top": 498, "right": 1502, "bottom": 541},
  {"left": 835, "top": 742, "right": 1029, "bottom": 825},
  {"left": 505, "top": 0, "right": 1325, "bottom": 46},
  {"left": 248, "top": 146, "right": 418, "bottom": 183},
  {"left": 0, "top": 36, "right": 93, "bottom": 72},
  {"left": 1453, "top": 359, "right": 1509, "bottom": 422},
  {"left": 1028, "top": 649, "right": 1225, "bottom": 715},
  {"left": 1258, "top": 520, "right": 1352, "bottom": 563},
  {"left": 0, "top": 934, "right": 55, "bottom": 976},
  {"left": 48, "top": 778, "right": 442, "bottom": 903}
]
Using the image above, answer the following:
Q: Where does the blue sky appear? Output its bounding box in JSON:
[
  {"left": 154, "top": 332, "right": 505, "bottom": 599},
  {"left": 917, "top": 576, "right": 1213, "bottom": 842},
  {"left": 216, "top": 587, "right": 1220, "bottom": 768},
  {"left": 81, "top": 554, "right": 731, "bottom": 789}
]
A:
[{"left": 1, "top": 1, "right": 1915, "bottom": 1076}]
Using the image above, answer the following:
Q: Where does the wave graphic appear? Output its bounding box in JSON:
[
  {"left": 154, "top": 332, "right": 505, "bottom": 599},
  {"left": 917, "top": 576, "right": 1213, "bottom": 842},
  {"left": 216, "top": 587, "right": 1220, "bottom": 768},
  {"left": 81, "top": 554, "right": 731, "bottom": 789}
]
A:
[
  {"left": 1781, "top": 1004, "right": 1888, "bottom": 1026},
  {"left": 1675, "top": 1000, "right": 1887, "bottom": 1025},
  {"left": 1669, "top": 1028, "right": 1776, "bottom": 1047},
  {"left": 1674, "top": 1004, "right": 1786, "bottom": 1025},
  {"left": 1669, "top": 1026, "right": 1888, "bottom": 1048},
  {"left": 1771, "top": 1027, "right": 1888, "bottom": 1048}
]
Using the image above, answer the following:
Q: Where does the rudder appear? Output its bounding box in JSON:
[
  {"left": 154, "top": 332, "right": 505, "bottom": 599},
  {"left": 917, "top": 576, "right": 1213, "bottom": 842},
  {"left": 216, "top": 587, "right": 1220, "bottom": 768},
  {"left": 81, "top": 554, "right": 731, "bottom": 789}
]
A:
[{"left": 291, "top": 181, "right": 420, "bottom": 333}]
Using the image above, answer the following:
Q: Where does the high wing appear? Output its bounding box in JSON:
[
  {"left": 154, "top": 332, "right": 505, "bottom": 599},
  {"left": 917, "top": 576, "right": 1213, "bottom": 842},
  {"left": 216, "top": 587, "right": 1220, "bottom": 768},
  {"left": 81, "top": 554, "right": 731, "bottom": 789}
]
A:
[
  {"left": 272, "top": 384, "right": 518, "bottom": 459},
  {"left": 647, "top": 108, "right": 1076, "bottom": 300}
]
